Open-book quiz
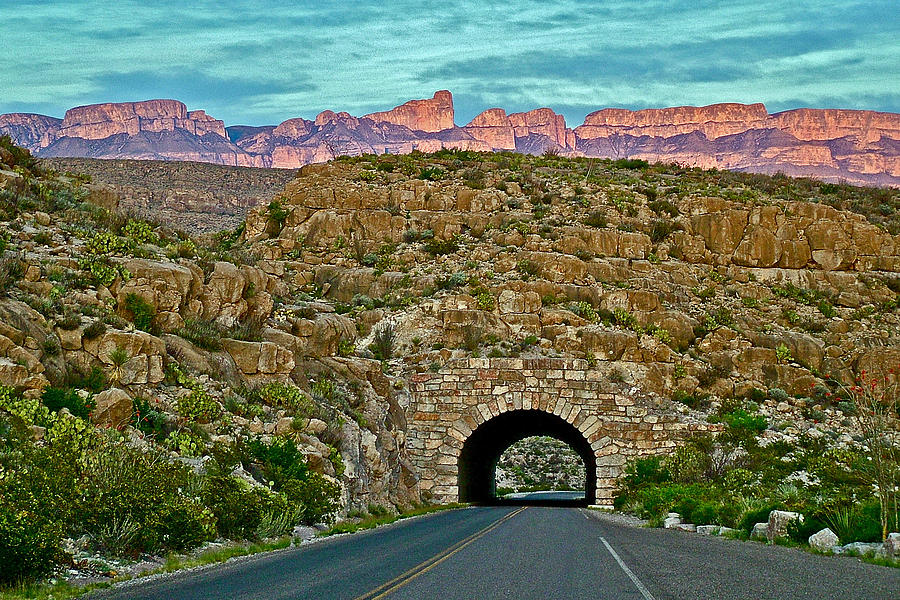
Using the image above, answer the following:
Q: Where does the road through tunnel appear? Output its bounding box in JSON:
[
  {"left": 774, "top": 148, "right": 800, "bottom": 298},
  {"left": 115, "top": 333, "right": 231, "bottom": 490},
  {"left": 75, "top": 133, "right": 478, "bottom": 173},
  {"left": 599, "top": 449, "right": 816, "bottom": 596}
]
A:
[{"left": 458, "top": 410, "right": 597, "bottom": 505}]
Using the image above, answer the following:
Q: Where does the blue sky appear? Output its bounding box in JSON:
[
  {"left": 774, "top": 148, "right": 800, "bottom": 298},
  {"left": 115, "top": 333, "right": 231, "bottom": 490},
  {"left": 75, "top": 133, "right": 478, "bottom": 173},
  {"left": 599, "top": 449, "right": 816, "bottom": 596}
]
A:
[{"left": 1, "top": 0, "right": 897, "bottom": 126}]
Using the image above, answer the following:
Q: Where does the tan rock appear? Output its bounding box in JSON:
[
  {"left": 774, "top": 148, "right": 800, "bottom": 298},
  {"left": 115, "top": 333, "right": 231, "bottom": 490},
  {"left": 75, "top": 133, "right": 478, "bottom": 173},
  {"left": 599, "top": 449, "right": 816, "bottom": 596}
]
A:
[{"left": 91, "top": 388, "right": 133, "bottom": 429}]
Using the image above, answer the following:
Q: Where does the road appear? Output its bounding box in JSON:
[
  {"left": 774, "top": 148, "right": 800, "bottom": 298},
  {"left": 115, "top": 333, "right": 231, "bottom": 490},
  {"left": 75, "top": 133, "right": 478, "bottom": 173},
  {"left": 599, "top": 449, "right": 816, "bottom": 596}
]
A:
[{"left": 91, "top": 506, "right": 900, "bottom": 600}]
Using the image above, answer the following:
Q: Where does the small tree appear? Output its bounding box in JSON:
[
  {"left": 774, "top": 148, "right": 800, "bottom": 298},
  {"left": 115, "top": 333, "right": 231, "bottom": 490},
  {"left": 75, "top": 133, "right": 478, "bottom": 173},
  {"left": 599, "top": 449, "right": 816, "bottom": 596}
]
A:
[{"left": 831, "top": 368, "right": 900, "bottom": 540}]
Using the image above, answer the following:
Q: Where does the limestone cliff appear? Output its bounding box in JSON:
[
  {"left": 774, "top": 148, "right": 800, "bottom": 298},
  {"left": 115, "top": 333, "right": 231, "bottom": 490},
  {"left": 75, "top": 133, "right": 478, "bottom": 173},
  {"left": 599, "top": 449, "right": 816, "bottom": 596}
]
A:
[
  {"left": 364, "top": 90, "right": 455, "bottom": 133},
  {"left": 0, "top": 113, "right": 62, "bottom": 152}
]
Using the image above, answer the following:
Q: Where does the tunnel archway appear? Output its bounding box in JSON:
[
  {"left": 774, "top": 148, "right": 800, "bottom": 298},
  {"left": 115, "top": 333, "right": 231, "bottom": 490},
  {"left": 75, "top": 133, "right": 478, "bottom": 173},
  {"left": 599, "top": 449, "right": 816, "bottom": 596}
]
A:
[{"left": 458, "top": 410, "right": 597, "bottom": 505}]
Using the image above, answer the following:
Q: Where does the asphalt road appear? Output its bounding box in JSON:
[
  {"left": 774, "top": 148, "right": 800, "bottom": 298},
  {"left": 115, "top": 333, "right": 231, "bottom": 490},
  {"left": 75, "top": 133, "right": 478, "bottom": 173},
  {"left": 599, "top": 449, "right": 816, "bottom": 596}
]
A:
[{"left": 90, "top": 506, "right": 900, "bottom": 600}]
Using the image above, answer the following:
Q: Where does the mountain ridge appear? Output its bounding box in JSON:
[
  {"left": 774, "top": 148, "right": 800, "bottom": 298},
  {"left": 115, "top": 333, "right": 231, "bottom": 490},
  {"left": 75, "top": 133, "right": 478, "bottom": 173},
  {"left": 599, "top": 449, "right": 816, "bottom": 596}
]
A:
[{"left": 2, "top": 91, "right": 898, "bottom": 186}]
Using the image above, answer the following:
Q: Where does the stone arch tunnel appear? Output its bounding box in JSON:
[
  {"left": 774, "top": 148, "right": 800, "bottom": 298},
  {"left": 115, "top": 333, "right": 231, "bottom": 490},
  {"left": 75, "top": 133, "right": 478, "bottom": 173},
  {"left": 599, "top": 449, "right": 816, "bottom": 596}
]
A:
[
  {"left": 458, "top": 409, "right": 597, "bottom": 504},
  {"left": 407, "top": 357, "right": 714, "bottom": 506}
]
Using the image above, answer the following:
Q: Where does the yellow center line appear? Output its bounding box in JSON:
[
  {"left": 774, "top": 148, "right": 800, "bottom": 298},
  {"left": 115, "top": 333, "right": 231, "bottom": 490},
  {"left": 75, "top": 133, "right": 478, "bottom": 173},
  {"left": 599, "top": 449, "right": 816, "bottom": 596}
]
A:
[{"left": 354, "top": 506, "right": 527, "bottom": 600}]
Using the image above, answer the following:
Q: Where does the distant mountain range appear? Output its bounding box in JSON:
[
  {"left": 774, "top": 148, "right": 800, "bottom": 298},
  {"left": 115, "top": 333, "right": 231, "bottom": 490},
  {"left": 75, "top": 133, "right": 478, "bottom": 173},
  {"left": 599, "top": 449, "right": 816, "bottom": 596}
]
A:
[{"left": 2, "top": 91, "right": 898, "bottom": 186}]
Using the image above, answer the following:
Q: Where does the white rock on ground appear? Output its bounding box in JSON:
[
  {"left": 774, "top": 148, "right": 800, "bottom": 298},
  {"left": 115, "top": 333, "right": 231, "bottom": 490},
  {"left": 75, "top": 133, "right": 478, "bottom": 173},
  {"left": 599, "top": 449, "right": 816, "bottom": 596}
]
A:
[
  {"left": 751, "top": 522, "right": 769, "bottom": 540},
  {"left": 767, "top": 510, "right": 803, "bottom": 542},
  {"left": 808, "top": 527, "right": 839, "bottom": 551},
  {"left": 884, "top": 533, "right": 900, "bottom": 557},
  {"left": 663, "top": 513, "right": 682, "bottom": 529}
]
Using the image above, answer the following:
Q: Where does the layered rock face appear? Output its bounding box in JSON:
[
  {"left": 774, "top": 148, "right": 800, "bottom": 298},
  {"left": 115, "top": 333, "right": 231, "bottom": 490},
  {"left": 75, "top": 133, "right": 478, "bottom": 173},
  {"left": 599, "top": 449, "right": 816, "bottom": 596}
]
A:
[
  {"left": 463, "top": 107, "right": 575, "bottom": 153},
  {"left": 577, "top": 103, "right": 770, "bottom": 140},
  {"left": 2, "top": 93, "right": 898, "bottom": 185},
  {"left": 575, "top": 104, "right": 900, "bottom": 186},
  {"left": 56, "top": 100, "right": 227, "bottom": 140},
  {"left": 0, "top": 113, "right": 62, "bottom": 152},
  {"left": 364, "top": 90, "right": 455, "bottom": 132},
  {"left": 3, "top": 100, "right": 263, "bottom": 167}
]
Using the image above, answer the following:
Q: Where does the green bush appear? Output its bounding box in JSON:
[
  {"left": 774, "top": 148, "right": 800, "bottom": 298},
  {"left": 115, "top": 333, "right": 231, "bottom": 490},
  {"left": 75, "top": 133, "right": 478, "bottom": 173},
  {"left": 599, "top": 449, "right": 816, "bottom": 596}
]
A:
[
  {"left": 0, "top": 502, "right": 64, "bottom": 585},
  {"left": 41, "top": 387, "right": 94, "bottom": 419},
  {"left": 622, "top": 456, "right": 671, "bottom": 489},
  {"left": 282, "top": 472, "right": 342, "bottom": 525},
  {"left": 123, "top": 292, "right": 156, "bottom": 332},
  {"left": 176, "top": 317, "right": 226, "bottom": 351},
  {"left": 424, "top": 236, "right": 459, "bottom": 256},
  {"left": 176, "top": 387, "right": 220, "bottom": 423},
  {"left": 249, "top": 437, "right": 311, "bottom": 487},
  {"left": 371, "top": 323, "right": 395, "bottom": 361},
  {"left": 202, "top": 475, "right": 267, "bottom": 539},
  {"left": 249, "top": 382, "right": 315, "bottom": 416}
]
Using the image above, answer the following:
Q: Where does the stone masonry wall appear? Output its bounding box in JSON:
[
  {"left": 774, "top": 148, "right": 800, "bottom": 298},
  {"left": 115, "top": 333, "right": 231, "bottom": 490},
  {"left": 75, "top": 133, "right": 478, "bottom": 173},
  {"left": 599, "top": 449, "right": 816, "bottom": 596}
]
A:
[{"left": 408, "top": 357, "right": 716, "bottom": 506}]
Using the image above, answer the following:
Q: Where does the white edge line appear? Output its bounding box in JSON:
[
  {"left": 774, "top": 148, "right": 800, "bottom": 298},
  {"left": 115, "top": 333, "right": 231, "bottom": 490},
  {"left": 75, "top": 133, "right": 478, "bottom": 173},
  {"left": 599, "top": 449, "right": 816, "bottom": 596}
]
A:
[{"left": 600, "top": 536, "right": 656, "bottom": 600}]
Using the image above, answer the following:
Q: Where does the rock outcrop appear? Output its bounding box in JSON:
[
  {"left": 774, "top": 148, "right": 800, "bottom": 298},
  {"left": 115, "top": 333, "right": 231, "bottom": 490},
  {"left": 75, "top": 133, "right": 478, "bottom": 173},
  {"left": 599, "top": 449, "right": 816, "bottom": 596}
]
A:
[
  {"left": 56, "top": 100, "right": 227, "bottom": 140},
  {"left": 463, "top": 107, "right": 575, "bottom": 154},
  {"left": 364, "top": 90, "right": 455, "bottom": 133},
  {"left": 0, "top": 113, "right": 61, "bottom": 152},
  {"left": 575, "top": 104, "right": 900, "bottom": 186}
]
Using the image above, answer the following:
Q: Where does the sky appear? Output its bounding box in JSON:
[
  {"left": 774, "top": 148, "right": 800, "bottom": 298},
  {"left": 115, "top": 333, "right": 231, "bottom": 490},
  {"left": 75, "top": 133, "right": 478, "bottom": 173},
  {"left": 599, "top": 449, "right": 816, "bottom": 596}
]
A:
[{"left": 1, "top": 0, "right": 898, "bottom": 127}]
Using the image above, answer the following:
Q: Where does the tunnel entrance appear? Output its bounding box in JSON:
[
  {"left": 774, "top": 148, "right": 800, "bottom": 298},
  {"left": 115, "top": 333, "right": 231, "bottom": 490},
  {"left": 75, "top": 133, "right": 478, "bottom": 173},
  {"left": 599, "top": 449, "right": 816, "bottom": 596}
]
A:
[{"left": 458, "top": 410, "right": 597, "bottom": 505}]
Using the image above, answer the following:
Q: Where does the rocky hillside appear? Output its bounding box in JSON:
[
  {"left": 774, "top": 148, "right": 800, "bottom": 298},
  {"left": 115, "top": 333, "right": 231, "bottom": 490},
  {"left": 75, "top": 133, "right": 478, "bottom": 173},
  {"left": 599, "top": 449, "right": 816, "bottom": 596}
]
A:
[
  {"left": 496, "top": 436, "right": 585, "bottom": 493},
  {"left": 40, "top": 157, "right": 295, "bottom": 233},
  {"left": 2, "top": 92, "right": 897, "bottom": 186},
  {"left": 1, "top": 137, "right": 899, "bottom": 582}
]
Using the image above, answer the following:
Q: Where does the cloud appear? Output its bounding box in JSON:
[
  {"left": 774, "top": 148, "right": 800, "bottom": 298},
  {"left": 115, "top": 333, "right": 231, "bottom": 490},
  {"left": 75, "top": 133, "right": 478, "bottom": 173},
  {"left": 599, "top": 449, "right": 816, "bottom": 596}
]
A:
[{"left": 0, "top": 0, "right": 897, "bottom": 125}]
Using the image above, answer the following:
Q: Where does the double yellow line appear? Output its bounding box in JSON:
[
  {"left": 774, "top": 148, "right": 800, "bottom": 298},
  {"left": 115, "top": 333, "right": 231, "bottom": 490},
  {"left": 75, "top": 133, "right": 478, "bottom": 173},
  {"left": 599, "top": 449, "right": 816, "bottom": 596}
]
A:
[{"left": 354, "top": 507, "right": 527, "bottom": 600}]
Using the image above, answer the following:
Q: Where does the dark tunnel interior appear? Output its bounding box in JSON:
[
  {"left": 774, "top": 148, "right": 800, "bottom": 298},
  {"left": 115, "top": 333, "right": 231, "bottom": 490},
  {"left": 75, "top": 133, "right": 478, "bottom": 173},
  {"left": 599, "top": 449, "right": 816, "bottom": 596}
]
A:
[{"left": 458, "top": 410, "right": 596, "bottom": 505}]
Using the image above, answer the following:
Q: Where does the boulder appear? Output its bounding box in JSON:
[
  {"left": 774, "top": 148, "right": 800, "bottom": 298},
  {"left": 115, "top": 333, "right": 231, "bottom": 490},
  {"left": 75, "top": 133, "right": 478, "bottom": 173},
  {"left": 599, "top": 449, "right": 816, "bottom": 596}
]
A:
[
  {"left": 91, "top": 388, "right": 133, "bottom": 429},
  {"left": 751, "top": 522, "right": 769, "bottom": 540},
  {"left": 808, "top": 527, "right": 839, "bottom": 551},
  {"left": 884, "top": 532, "right": 900, "bottom": 557},
  {"left": 767, "top": 510, "right": 803, "bottom": 542},
  {"left": 696, "top": 525, "right": 722, "bottom": 536}
]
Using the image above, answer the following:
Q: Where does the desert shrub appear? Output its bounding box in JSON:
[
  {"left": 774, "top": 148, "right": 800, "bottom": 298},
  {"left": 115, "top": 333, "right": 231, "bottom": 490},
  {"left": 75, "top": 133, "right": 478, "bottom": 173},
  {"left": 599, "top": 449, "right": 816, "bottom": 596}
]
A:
[
  {"left": 123, "top": 292, "right": 156, "bottom": 332},
  {"left": 370, "top": 323, "right": 395, "bottom": 361},
  {"left": 424, "top": 235, "right": 459, "bottom": 256},
  {"left": 267, "top": 200, "right": 290, "bottom": 227},
  {"left": 622, "top": 456, "right": 671, "bottom": 489},
  {"left": 249, "top": 437, "right": 311, "bottom": 487},
  {"left": 0, "top": 257, "right": 25, "bottom": 294},
  {"left": 281, "top": 472, "right": 342, "bottom": 525},
  {"left": 250, "top": 382, "right": 315, "bottom": 416},
  {"left": 81, "top": 320, "right": 105, "bottom": 341},
  {"left": 176, "top": 387, "right": 220, "bottom": 423},
  {"left": 0, "top": 501, "right": 64, "bottom": 585},
  {"left": 648, "top": 199, "right": 679, "bottom": 217},
  {"left": 418, "top": 166, "right": 444, "bottom": 181},
  {"left": 155, "top": 498, "right": 216, "bottom": 551},
  {"left": 68, "top": 365, "right": 107, "bottom": 393},
  {"left": 202, "top": 475, "right": 267, "bottom": 539},
  {"left": 41, "top": 387, "right": 94, "bottom": 419},
  {"left": 131, "top": 396, "right": 168, "bottom": 441},
  {"left": 227, "top": 315, "right": 265, "bottom": 342},
  {"left": 176, "top": 317, "right": 225, "bottom": 350},
  {"left": 584, "top": 210, "right": 608, "bottom": 228},
  {"left": 122, "top": 219, "right": 158, "bottom": 245},
  {"left": 672, "top": 389, "right": 709, "bottom": 409},
  {"left": 649, "top": 218, "right": 680, "bottom": 243},
  {"left": 612, "top": 158, "right": 649, "bottom": 169},
  {"left": 516, "top": 259, "right": 540, "bottom": 279}
]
